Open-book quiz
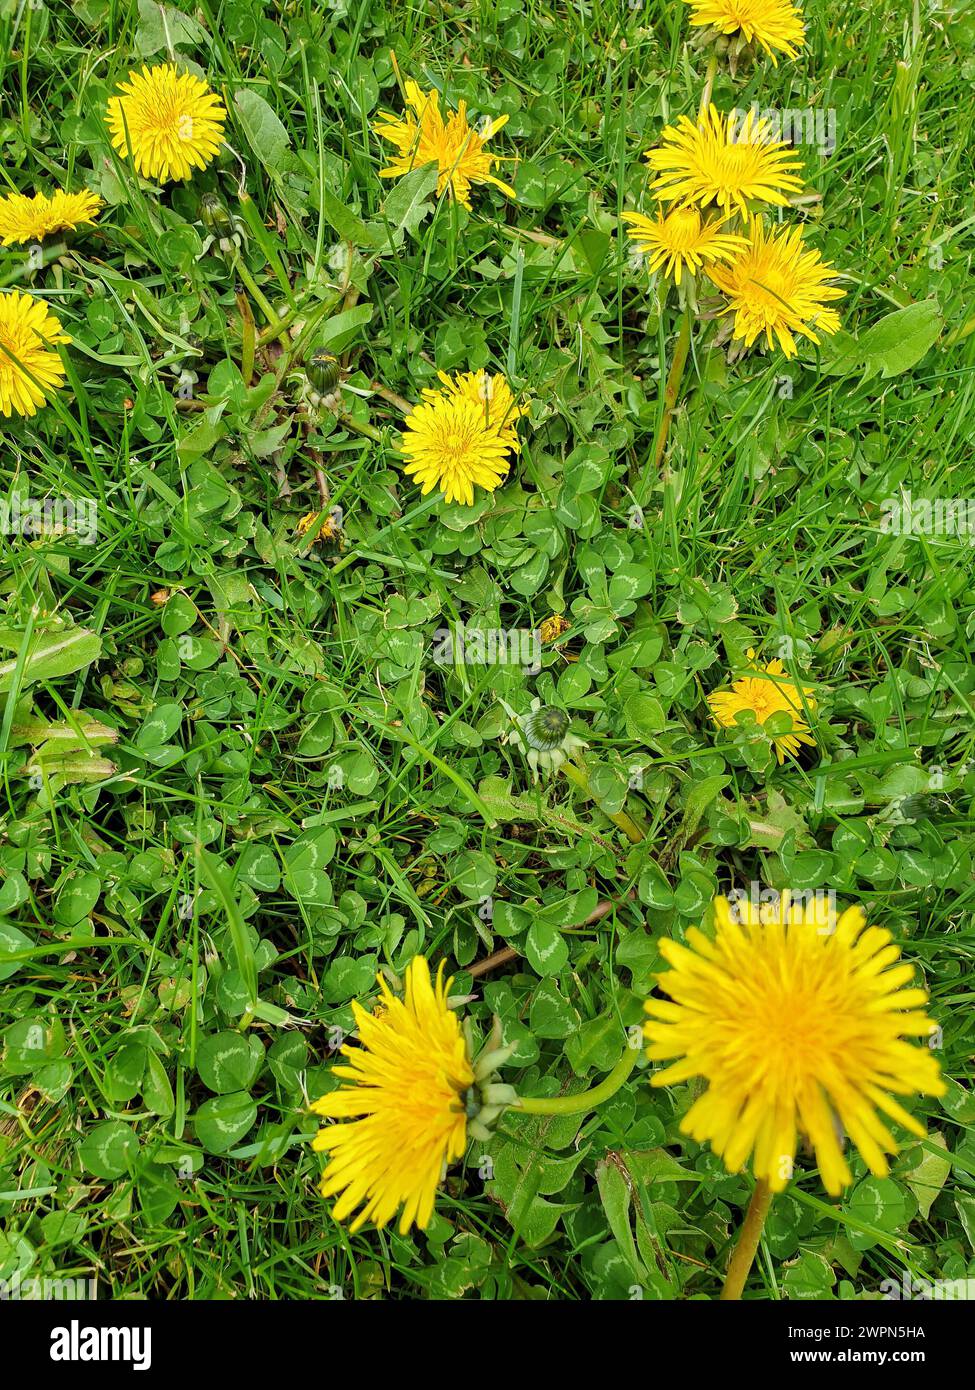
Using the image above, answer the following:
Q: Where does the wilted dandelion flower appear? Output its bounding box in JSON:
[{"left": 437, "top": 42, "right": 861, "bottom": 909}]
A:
[
  {"left": 644, "top": 894, "right": 945, "bottom": 1195},
  {"left": 682, "top": 0, "right": 806, "bottom": 64},
  {"left": 647, "top": 105, "right": 803, "bottom": 218},
  {"left": 539, "top": 614, "right": 570, "bottom": 644},
  {"left": 502, "top": 698, "right": 588, "bottom": 781},
  {"left": 106, "top": 64, "right": 227, "bottom": 183},
  {"left": 708, "top": 648, "right": 816, "bottom": 762},
  {"left": 622, "top": 206, "right": 747, "bottom": 286},
  {"left": 0, "top": 188, "right": 102, "bottom": 246},
  {"left": 0, "top": 290, "right": 70, "bottom": 419},
  {"left": 296, "top": 506, "right": 343, "bottom": 544},
  {"left": 401, "top": 369, "right": 527, "bottom": 506},
  {"left": 708, "top": 217, "right": 844, "bottom": 357},
  {"left": 373, "top": 80, "right": 516, "bottom": 211}
]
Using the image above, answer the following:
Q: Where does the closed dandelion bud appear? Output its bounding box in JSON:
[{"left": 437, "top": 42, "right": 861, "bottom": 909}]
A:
[
  {"left": 308, "top": 350, "right": 341, "bottom": 396},
  {"left": 200, "top": 193, "right": 233, "bottom": 240}
]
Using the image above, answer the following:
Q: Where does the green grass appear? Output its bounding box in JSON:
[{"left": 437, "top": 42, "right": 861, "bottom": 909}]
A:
[{"left": 0, "top": 0, "right": 974, "bottom": 1301}]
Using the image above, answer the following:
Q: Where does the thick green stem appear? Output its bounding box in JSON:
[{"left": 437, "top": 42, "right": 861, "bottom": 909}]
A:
[
  {"left": 515, "top": 1045, "right": 639, "bottom": 1116},
  {"left": 699, "top": 53, "right": 718, "bottom": 119},
  {"left": 232, "top": 252, "right": 289, "bottom": 347},
  {"left": 720, "top": 1178, "right": 773, "bottom": 1301},
  {"left": 653, "top": 307, "right": 692, "bottom": 472},
  {"left": 337, "top": 413, "right": 384, "bottom": 443}
]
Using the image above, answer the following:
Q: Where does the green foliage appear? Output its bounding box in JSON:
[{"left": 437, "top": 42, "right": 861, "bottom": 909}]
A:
[{"left": 0, "top": 0, "right": 972, "bottom": 1302}]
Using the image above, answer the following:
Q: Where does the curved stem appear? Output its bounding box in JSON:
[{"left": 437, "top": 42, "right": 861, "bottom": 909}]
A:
[
  {"left": 337, "top": 412, "right": 384, "bottom": 443},
  {"left": 653, "top": 306, "right": 692, "bottom": 472},
  {"left": 231, "top": 252, "right": 288, "bottom": 347},
  {"left": 699, "top": 53, "right": 719, "bottom": 119},
  {"left": 515, "top": 1045, "right": 639, "bottom": 1116},
  {"left": 720, "top": 1178, "right": 773, "bottom": 1301}
]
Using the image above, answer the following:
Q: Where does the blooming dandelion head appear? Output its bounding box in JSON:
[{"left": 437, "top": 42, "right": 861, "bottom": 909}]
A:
[
  {"left": 400, "top": 369, "right": 527, "bottom": 506},
  {"left": 0, "top": 290, "right": 70, "bottom": 419},
  {"left": 106, "top": 64, "right": 227, "bottom": 184},
  {"left": 622, "top": 206, "right": 748, "bottom": 286},
  {"left": 644, "top": 894, "right": 946, "bottom": 1195},
  {"left": 647, "top": 104, "right": 803, "bottom": 217},
  {"left": 0, "top": 188, "right": 102, "bottom": 247},
  {"left": 708, "top": 649, "right": 816, "bottom": 762},
  {"left": 372, "top": 79, "right": 516, "bottom": 211},
  {"left": 708, "top": 217, "right": 845, "bottom": 358},
  {"left": 682, "top": 0, "right": 806, "bottom": 64},
  {"left": 311, "top": 956, "right": 473, "bottom": 1234}
]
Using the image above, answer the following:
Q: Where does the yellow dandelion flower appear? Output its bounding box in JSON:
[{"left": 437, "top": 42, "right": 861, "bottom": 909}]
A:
[
  {"left": 0, "top": 290, "right": 70, "bottom": 419},
  {"left": 311, "top": 957, "right": 473, "bottom": 1234},
  {"left": 644, "top": 893, "right": 945, "bottom": 1195},
  {"left": 0, "top": 188, "right": 102, "bottom": 247},
  {"left": 708, "top": 648, "right": 816, "bottom": 762},
  {"left": 106, "top": 64, "right": 227, "bottom": 184},
  {"left": 373, "top": 79, "right": 516, "bottom": 211},
  {"left": 647, "top": 104, "right": 803, "bottom": 218},
  {"left": 708, "top": 217, "right": 845, "bottom": 357},
  {"left": 622, "top": 206, "right": 747, "bottom": 285},
  {"left": 401, "top": 368, "right": 528, "bottom": 507},
  {"left": 682, "top": 0, "right": 806, "bottom": 64}
]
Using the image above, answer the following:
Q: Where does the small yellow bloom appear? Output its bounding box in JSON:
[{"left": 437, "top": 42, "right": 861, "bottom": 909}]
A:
[
  {"left": 373, "top": 79, "right": 515, "bottom": 211},
  {"left": 647, "top": 104, "right": 803, "bottom": 218},
  {"left": 708, "top": 649, "right": 815, "bottom": 762},
  {"left": 401, "top": 369, "right": 527, "bottom": 507},
  {"left": 106, "top": 63, "right": 227, "bottom": 184},
  {"left": 708, "top": 217, "right": 844, "bottom": 357},
  {"left": 311, "top": 957, "right": 473, "bottom": 1234},
  {"left": 682, "top": 0, "right": 806, "bottom": 64},
  {"left": 644, "top": 894, "right": 945, "bottom": 1195},
  {"left": 622, "top": 206, "right": 747, "bottom": 286},
  {"left": 0, "top": 188, "right": 102, "bottom": 246},
  {"left": 0, "top": 290, "right": 70, "bottom": 419}
]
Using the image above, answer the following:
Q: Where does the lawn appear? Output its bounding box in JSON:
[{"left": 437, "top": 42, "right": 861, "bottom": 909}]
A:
[{"left": 0, "top": 0, "right": 974, "bottom": 1305}]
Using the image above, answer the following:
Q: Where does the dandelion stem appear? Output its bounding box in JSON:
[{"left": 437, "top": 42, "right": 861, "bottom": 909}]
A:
[
  {"left": 231, "top": 252, "right": 288, "bottom": 347},
  {"left": 653, "top": 306, "right": 692, "bottom": 472},
  {"left": 699, "top": 53, "right": 719, "bottom": 119},
  {"left": 720, "top": 1178, "right": 773, "bottom": 1301},
  {"left": 235, "top": 286, "right": 256, "bottom": 386},
  {"left": 337, "top": 413, "right": 384, "bottom": 443},
  {"left": 515, "top": 1045, "right": 639, "bottom": 1115}
]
